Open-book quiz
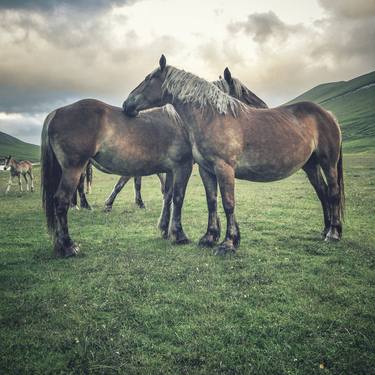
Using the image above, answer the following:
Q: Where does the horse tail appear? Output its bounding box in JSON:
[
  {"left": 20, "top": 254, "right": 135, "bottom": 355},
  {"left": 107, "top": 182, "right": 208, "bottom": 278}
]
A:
[
  {"left": 41, "top": 111, "right": 61, "bottom": 235},
  {"left": 337, "top": 144, "right": 345, "bottom": 222},
  {"left": 86, "top": 161, "right": 93, "bottom": 192}
]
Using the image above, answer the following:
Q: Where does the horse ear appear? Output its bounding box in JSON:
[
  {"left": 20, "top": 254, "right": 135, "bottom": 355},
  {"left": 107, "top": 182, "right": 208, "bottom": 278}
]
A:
[
  {"left": 224, "top": 67, "right": 232, "bottom": 84},
  {"left": 159, "top": 54, "right": 166, "bottom": 71}
]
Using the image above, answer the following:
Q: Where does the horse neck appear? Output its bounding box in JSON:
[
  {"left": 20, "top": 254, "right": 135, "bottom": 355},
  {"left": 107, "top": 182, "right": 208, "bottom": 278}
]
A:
[
  {"left": 168, "top": 99, "right": 214, "bottom": 132},
  {"left": 10, "top": 159, "right": 19, "bottom": 171}
]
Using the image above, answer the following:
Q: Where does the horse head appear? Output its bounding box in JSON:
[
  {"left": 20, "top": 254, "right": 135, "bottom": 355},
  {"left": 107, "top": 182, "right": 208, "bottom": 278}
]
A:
[{"left": 123, "top": 55, "right": 168, "bottom": 117}]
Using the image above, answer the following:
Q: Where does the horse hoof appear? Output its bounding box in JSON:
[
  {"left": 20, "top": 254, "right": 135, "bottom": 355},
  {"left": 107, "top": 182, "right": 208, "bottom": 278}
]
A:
[
  {"left": 157, "top": 227, "right": 167, "bottom": 239},
  {"left": 136, "top": 201, "right": 146, "bottom": 209},
  {"left": 214, "top": 242, "right": 236, "bottom": 256},
  {"left": 325, "top": 229, "right": 340, "bottom": 242},
  {"left": 174, "top": 237, "right": 191, "bottom": 245},
  {"left": 170, "top": 232, "right": 190, "bottom": 245},
  {"left": 103, "top": 205, "right": 112, "bottom": 213},
  {"left": 64, "top": 243, "right": 80, "bottom": 257},
  {"left": 198, "top": 235, "right": 216, "bottom": 248},
  {"left": 325, "top": 234, "right": 340, "bottom": 242}
]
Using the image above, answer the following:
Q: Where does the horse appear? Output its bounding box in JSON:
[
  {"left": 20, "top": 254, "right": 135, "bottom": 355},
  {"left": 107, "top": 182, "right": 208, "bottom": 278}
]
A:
[
  {"left": 4, "top": 155, "right": 34, "bottom": 193},
  {"left": 41, "top": 100, "right": 193, "bottom": 257},
  {"left": 103, "top": 70, "right": 266, "bottom": 212},
  {"left": 103, "top": 174, "right": 166, "bottom": 211},
  {"left": 123, "top": 55, "right": 345, "bottom": 255}
]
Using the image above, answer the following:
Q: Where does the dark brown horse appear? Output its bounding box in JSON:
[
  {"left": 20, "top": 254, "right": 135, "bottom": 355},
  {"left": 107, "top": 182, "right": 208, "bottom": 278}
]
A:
[
  {"left": 41, "top": 101, "right": 192, "bottom": 257},
  {"left": 4, "top": 155, "right": 34, "bottom": 193},
  {"left": 103, "top": 70, "right": 266, "bottom": 212},
  {"left": 123, "top": 55, "right": 345, "bottom": 254}
]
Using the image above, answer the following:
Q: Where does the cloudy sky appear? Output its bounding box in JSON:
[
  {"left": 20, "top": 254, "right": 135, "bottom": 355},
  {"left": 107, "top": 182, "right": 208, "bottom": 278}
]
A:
[{"left": 0, "top": 0, "right": 374, "bottom": 144}]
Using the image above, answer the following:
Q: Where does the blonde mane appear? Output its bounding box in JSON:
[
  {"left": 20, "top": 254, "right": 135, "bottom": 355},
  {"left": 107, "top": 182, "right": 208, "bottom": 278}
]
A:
[{"left": 162, "top": 67, "right": 246, "bottom": 117}]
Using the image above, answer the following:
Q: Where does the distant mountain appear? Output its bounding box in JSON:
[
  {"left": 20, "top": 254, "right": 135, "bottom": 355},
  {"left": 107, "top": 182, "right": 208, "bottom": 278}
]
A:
[
  {"left": 0, "top": 131, "right": 40, "bottom": 162},
  {"left": 287, "top": 71, "right": 375, "bottom": 153}
]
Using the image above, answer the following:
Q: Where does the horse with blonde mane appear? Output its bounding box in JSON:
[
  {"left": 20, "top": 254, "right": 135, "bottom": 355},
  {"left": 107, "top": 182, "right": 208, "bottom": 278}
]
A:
[{"left": 123, "top": 55, "right": 344, "bottom": 255}]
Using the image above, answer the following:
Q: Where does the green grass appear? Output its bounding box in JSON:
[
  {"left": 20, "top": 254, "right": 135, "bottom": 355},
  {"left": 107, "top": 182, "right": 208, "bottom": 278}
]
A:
[
  {"left": 0, "top": 154, "right": 374, "bottom": 374},
  {"left": 0, "top": 131, "right": 40, "bottom": 162},
  {"left": 288, "top": 71, "right": 375, "bottom": 153}
]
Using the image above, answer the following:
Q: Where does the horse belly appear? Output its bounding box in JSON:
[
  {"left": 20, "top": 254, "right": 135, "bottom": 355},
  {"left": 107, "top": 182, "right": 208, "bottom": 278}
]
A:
[
  {"left": 93, "top": 149, "right": 168, "bottom": 176},
  {"left": 235, "top": 148, "right": 312, "bottom": 182}
]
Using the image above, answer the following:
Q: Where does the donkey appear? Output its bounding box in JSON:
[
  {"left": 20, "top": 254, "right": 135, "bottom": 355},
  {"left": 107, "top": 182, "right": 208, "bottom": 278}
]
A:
[
  {"left": 123, "top": 55, "right": 345, "bottom": 255},
  {"left": 103, "top": 69, "right": 266, "bottom": 212},
  {"left": 41, "top": 100, "right": 192, "bottom": 257},
  {"left": 4, "top": 155, "right": 34, "bottom": 193}
]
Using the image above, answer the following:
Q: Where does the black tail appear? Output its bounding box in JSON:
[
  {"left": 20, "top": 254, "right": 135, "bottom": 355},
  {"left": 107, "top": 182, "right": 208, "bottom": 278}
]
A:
[
  {"left": 41, "top": 111, "right": 61, "bottom": 236},
  {"left": 86, "top": 161, "right": 93, "bottom": 190},
  {"left": 337, "top": 144, "right": 345, "bottom": 222}
]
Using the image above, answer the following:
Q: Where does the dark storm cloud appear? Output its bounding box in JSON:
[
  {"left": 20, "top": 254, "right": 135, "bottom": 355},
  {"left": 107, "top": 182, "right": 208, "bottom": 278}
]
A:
[
  {"left": 0, "top": 4, "right": 179, "bottom": 114},
  {"left": 228, "top": 11, "right": 304, "bottom": 42},
  {"left": 0, "top": 0, "right": 139, "bottom": 13}
]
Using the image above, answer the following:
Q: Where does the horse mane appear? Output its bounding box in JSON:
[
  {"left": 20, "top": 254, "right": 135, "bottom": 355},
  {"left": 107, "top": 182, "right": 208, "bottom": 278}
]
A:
[
  {"left": 213, "top": 77, "right": 268, "bottom": 109},
  {"left": 162, "top": 103, "right": 185, "bottom": 128},
  {"left": 162, "top": 67, "right": 247, "bottom": 117}
]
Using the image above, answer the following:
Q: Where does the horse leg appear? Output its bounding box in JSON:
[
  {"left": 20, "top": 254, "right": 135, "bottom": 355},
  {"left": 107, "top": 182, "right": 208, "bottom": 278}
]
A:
[
  {"left": 214, "top": 162, "right": 240, "bottom": 255},
  {"left": 18, "top": 175, "right": 23, "bottom": 192},
  {"left": 103, "top": 175, "right": 131, "bottom": 212},
  {"left": 77, "top": 174, "right": 91, "bottom": 210},
  {"left": 5, "top": 175, "right": 13, "bottom": 194},
  {"left": 157, "top": 173, "right": 166, "bottom": 194},
  {"left": 134, "top": 176, "right": 145, "bottom": 208},
  {"left": 70, "top": 188, "right": 79, "bottom": 209},
  {"left": 158, "top": 172, "right": 173, "bottom": 239},
  {"left": 303, "top": 158, "right": 330, "bottom": 237},
  {"left": 321, "top": 164, "right": 342, "bottom": 241},
  {"left": 168, "top": 162, "right": 192, "bottom": 244},
  {"left": 28, "top": 170, "right": 34, "bottom": 192},
  {"left": 198, "top": 166, "right": 221, "bottom": 247},
  {"left": 54, "top": 168, "right": 82, "bottom": 257},
  {"left": 23, "top": 173, "right": 29, "bottom": 191}
]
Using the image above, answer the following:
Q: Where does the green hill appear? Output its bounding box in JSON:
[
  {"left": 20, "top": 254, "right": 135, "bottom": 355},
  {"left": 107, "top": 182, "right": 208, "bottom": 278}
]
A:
[
  {"left": 288, "top": 71, "right": 375, "bottom": 153},
  {"left": 0, "top": 131, "right": 40, "bottom": 163}
]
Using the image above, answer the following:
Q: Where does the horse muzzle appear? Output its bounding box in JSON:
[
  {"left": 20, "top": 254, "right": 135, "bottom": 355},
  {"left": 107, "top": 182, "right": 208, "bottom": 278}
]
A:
[{"left": 123, "top": 99, "right": 139, "bottom": 117}]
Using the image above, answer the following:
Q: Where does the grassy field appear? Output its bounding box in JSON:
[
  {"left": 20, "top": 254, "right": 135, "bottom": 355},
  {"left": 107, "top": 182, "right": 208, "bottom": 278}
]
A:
[{"left": 0, "top": 153, "right": 374, "bottom": 374}]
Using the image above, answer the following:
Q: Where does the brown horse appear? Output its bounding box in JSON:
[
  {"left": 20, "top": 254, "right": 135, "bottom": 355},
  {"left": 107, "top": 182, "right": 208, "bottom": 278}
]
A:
[
  {"left": 103, "top": 70, "right": 266, "bottom": 212},
  {"left": 103, "top": 174, "right": 165, "bottom": 212},
  {"left": 4, "top": 155, "right": 34, "bottom": 193},
  {"left": 123, "top": 55, "right": 345, "bottom": 254},
  {"left": 41, "top": 101, "right": 192, "bottom": 257}
]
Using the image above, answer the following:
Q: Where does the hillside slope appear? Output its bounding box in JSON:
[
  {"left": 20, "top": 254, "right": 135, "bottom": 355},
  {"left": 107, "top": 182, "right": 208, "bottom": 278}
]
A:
[
  {"left": 288, "top": 71, "right": 375, "bottom": 153},
  {"left": 0, "top": 131, "right": 40, "bottom": 162}
]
